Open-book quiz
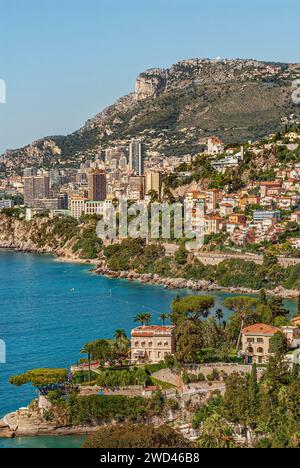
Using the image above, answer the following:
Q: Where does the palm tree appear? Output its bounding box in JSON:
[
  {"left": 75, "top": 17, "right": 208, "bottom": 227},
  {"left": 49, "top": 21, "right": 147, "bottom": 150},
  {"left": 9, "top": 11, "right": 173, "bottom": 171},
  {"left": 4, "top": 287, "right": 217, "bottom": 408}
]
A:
[
  {"left": 159, "top": 313, "right": 170, "bottom": 326},
  {"left": 198, "top": 414, "right": 237, "bottom": 449},
  {"left": 134, "top": 313, "right": 152, "bottom": 326},
  {"left": 80, "top": 342, "right": 94, "bottom": 384},
  {"left": 114, "top": 329, "right": 127, "bottom": 341},
  {"left": 113, "top": 329, "right": 130, "bottom": 363}
]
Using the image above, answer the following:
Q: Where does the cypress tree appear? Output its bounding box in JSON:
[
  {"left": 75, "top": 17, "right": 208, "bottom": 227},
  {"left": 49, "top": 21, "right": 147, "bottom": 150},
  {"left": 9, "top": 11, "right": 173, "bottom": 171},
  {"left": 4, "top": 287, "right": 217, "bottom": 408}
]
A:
[
  {"left": 292, "top": 363, "right": 300, "bottom": 381},
  {"left": 248, "top": 364, "right": 259, "bottom": 424},
  {"left": 259, "top": 289, "right": 267, "bottom": 306}
]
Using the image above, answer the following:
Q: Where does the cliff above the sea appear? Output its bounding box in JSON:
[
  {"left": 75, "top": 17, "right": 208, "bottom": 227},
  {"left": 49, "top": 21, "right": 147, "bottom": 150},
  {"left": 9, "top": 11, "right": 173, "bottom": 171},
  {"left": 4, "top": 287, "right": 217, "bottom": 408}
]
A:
[{"left": 0, "top": 214, "right": 96, "bottom": 261}]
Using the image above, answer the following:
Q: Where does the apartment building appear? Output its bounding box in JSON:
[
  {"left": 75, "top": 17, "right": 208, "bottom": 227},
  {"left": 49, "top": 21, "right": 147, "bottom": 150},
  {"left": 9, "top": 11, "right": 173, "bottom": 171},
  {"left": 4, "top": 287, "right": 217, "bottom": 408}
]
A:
[
  {"left": 71, "top": 197, "right": 89, "bottom": 220},
  {"left": 204, "top": 215, "right": 224, "bottom": 235},
  {"left": 88, "top": 170, "right": 107, "bottom": 201},
  {"left": 145, "top": 171, "right": 163, "bottom": 198},
  {"left": 24, "top": 174, "right": 50, "bottom": 208}
]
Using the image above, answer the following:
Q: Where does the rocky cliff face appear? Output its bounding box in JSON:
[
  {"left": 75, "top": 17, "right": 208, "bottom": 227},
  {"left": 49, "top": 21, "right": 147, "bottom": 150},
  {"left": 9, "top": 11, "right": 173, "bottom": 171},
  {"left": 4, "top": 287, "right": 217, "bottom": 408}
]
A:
[
  {"left": 135, "top": 59, "right": 290, "bottom": 98},
  {"left": 135, "top": 69, "right": 168, "bottom": 100},
  {"left": 1, "top": 139, "right": 62, "bottom": 175},
  {"left": 1, "top": 58, "right": 300, "bottom": 175},
  {"left": 0, "top": 215, "right": 77, "bottom": 259},
  {"left": 0, "top": 216, "right": 47, "bottom": 252}
]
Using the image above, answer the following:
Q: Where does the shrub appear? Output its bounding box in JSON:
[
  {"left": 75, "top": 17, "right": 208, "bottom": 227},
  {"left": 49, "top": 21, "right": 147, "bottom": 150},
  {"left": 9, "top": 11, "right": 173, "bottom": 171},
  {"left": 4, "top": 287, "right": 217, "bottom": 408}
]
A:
[
  {"left": 145, "top": 362, "right": 167, "bottom": 374},
  {"left": 96, "top": 368, "right": 149, "bottom": 387},
  {"left": 166, "top": 399, "right": 179, "bottom": 412},
  {"left": 182, "top": 372, "right": 191, "bottom": 385},
  {"left": 206, "top": 369, "right": 220, "bottom": 382},
  {"left": 68, "top": 394, "right": 164, "bottom": 426},
  {"left": 255, "top": 438, "right": 272, "bottom": 449},
  {"left": 197, "top": 373, "right": 206, "bottom": 382}
]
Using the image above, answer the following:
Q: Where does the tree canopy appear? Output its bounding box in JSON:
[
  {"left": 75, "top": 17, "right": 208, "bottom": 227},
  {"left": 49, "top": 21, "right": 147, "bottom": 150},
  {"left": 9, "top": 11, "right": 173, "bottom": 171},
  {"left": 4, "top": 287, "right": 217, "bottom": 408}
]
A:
[
  {"left": 171, "top": 295, "right": 215, "bottom": 325},
  {"left": 9, "top": 369, "right": 68, "bottom": 387},
  {"left": 83, "top": 423, "right": 192, "bottom": 448}
]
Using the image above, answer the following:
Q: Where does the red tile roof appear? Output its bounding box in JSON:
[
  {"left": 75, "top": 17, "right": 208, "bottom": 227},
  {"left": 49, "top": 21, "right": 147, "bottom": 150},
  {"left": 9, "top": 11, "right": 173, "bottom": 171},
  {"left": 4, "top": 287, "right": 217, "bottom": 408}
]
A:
[
  {"left": 132, "top": 326, "right": 175, "bottom": 337},
  {"left": 242, "top": 323, "right": 281, "bottom": 336},
  {"left": 259, "top": 182, "right": 282, "bottom": 187}
]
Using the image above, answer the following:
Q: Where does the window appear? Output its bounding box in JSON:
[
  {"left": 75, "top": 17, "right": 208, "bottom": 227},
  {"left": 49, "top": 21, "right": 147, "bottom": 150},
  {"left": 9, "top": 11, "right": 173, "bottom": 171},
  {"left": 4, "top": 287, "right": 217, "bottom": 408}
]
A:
[
  {"left": 257, "top": 338, "right": 264, "bottom": 343},
  {"left": 258, "top": 357, "right": 263, "bottom": 364},
  {"left": 247, "top": 338, "right": 255, "bottom": 343},
  {"left": 135, "top": 341, "right": 139, "bottom": 347},
  {"left": 148, "top": 342, "right": 153, "bottom": 347},
  {"left": 247, "top": 347, "right": 254, "bottom": 354},
  {"left": 257, "top": 347, "right": 264, "bottom": 354},
  {"left": 164, "top": 341, "right": 169, "bottom": 346}
]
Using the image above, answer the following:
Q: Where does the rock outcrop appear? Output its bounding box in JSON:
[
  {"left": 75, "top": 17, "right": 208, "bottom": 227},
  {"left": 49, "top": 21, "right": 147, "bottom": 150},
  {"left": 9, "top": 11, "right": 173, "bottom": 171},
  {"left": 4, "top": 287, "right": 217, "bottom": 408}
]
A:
[
  {"left": 135, "top": 69, "right": 168, "bottom": 100},
  {"left": 94, "top": 265, "right": 299, "bottom": 299},
  {"left": 0, "top": 215, "right": 82, "bottom": 261},
  {"left": 0, "top": 420, "right": 15, "bottom": 438}
]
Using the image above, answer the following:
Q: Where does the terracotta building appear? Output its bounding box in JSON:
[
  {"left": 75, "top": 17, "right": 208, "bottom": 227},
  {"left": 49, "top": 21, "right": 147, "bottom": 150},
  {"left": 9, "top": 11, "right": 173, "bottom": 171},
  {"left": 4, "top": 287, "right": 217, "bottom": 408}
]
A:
[{"left": 242, "top": 323, "right": 300, "bottom": 364}]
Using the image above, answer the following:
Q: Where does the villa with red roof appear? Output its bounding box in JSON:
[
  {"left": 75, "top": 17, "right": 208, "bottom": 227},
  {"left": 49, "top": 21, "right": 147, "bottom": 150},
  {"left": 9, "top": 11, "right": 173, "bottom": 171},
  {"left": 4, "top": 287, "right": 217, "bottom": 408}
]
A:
[
  {"left": 131, "top": 325, "right": 176, "bottom": 364},
  {"left": 242, "top": 323, "right": 300, "bottom": 364}
]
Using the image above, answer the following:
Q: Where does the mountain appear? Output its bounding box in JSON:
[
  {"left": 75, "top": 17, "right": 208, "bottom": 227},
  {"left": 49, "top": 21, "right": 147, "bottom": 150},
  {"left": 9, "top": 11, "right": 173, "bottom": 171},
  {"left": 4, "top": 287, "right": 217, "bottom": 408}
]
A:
[{"left": 1, "top": 58, "right": 300, "bottom": 175}]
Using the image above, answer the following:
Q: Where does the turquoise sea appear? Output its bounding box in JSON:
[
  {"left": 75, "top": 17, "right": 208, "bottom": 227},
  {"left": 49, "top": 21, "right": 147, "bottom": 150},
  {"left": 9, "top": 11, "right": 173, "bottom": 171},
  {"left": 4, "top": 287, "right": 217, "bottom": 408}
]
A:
[{"left": 0, "top": 249, "right": 297, "bottom": 448}]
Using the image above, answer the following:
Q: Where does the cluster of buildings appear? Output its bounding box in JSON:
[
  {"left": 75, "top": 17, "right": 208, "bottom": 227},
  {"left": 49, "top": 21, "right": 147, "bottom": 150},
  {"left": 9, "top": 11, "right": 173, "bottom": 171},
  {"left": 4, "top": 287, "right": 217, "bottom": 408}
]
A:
[
  {"left": 0, "top": 136, "right": 195, "bottom": 221},
  {"left": 184, "top": 131, "right": 300, "bottom": 247},
  {"left": 0, "top": 130, "right": 299, "bottom": 251},
  {"left": 129, "top": 320, "right": 300, "bottom": 366},
  {"left": 185, "top": 172, "right": 300, "bottom": 244},
  {"left": 1, "top": 139, "right": 165, "bottom": 221}
]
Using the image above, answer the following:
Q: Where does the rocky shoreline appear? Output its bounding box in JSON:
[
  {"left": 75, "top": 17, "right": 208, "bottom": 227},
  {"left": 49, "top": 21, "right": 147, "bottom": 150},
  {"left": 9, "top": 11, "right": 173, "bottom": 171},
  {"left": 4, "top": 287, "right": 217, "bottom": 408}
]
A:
[
  {"left": 0, "top": 214, "right": 298, "bottom": 300},
  {"left": 0, "top": 244, "right": 298, "bottom": 300},
  {"left": 0, "top": 410, "right": 103, "bottom": 439},
  {"left": 94, "top": 265, "right": 299, "bottom": 300},
  {"left": 0, "top": 404, "right": 170, "bottom": 440}
]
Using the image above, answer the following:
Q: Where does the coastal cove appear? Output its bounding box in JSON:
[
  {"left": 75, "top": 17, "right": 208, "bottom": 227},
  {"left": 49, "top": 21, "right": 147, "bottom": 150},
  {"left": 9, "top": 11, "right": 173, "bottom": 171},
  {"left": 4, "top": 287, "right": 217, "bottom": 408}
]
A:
[{"left": 0, "top": 250, "right": 297, "bottom": 448}]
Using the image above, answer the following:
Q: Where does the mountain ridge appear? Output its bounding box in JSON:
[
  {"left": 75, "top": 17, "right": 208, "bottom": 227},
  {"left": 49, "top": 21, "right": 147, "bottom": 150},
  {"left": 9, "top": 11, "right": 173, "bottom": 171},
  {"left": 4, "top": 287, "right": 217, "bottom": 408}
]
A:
[{"left": 1, "top": 57, "right": 300, "bottom": 175}]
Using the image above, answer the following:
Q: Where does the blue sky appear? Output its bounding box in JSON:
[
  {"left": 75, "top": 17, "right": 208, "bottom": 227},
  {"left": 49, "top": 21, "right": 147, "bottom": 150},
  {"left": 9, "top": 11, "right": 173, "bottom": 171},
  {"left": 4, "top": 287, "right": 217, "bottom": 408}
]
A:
[{"left": 0, "top": 0, "right": 300, "bottom": 153}]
